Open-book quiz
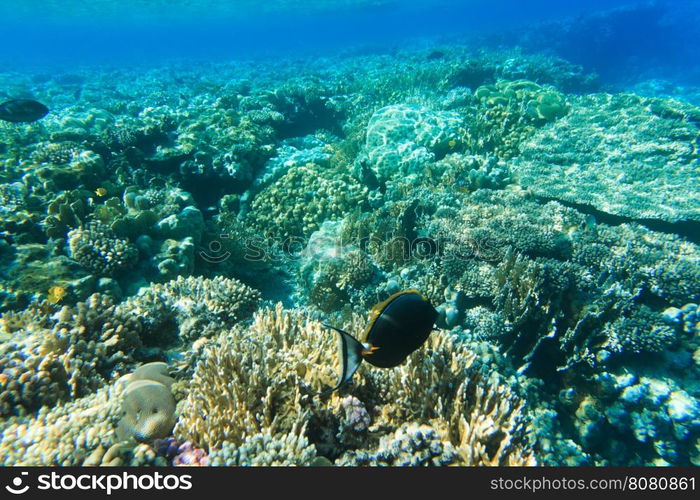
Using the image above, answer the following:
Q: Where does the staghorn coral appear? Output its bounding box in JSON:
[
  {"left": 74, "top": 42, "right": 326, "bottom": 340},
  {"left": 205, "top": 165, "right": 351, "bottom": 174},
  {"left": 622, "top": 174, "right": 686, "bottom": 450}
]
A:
[
  {"left": 67, "top": 222, "right": 139, "bottom": 276},
  {"left": 174, "top": 303, "right": 535, "bottom": 466},
  {"left": 346, "top": 329, "right": 536, "bottom": 466},
  {"left": 173, "top": 304, "right": 339, "bottom": 452}
]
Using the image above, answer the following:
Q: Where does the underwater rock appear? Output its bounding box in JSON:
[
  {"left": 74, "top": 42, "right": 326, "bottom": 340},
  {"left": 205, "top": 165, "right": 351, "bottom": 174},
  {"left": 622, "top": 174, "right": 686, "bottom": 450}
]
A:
[
  {"left": 155, "top": 205, "right": 204, "bottom": 242},
  {"left": 153, "top": 237, "right": 195, "bottom": 281}
]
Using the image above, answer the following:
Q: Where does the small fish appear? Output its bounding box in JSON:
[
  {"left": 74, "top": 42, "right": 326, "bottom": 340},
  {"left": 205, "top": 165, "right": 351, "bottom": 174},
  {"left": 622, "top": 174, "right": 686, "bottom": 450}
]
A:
[
  {"left": 47, "top": 285, "right": 67, "bottom": 304},
  {"left": 323, "top": 290, "right": 438, "bottom": 392},
  {"left": 95, "top": 187, "right": 107, "bottom": 197},
  {"left": 0, "top": 99, "right": 49, "bottom": 123}
]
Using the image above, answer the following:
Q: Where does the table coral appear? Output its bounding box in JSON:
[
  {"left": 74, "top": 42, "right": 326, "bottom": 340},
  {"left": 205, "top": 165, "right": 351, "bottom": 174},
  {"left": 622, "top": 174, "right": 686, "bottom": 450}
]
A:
[{"left": 513, "top": 93, "right": 700, "bottom": 222}]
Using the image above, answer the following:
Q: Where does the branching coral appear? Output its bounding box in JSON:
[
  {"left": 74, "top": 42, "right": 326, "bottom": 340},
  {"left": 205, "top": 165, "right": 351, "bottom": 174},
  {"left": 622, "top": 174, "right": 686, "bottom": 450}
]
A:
[
  {"left": 173, "top": 304, "right": 338, "bottom": 452},
  {"left": 0, "top": 381, "right": 123, "bottom": 465},
  {"left": 0, "top": 294, "right": 143, "bottom": 417},
  {"left": 174, "top": 303, "right": 535, "bottom": 466}
]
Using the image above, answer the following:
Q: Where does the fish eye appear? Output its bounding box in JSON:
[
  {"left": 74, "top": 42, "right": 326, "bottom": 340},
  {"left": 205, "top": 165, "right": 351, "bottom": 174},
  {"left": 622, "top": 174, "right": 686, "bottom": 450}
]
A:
[{"left": 152, "top": 408, "right": 158, "bottom": 414}]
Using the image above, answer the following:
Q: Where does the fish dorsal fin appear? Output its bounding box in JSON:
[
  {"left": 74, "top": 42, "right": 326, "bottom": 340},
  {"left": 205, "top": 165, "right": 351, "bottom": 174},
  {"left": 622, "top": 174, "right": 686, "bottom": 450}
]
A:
[{"left": 322, "top": 324, "right": 364, "bottom": 393}]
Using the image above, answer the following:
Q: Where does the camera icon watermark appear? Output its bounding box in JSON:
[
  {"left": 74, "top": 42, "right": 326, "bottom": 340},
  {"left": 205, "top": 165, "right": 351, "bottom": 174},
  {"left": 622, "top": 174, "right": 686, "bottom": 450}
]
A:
[
  {"left": 5, "top": 471, "right": 29, "bottom": 495},
  {"left": 199, "top": 234, "right": 232, "bottom": 264}
]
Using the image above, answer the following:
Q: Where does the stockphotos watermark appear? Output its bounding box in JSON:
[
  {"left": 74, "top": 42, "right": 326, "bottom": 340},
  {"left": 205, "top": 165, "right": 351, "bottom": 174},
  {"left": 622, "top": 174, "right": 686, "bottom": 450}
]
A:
[
  {"left": 198, "top": 231, "right": 503, "bottom": 264},
  {"left": 4, "top": 470, "right": 192, "bottom": 495}
]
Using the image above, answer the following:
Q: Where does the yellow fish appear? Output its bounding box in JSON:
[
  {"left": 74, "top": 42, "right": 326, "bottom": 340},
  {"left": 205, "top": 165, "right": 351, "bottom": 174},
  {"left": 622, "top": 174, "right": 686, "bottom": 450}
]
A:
[
  {"left": 95, "top": 187, "right": 107, "bottom": 197},
  {"left": 47, "top": 285, "right": 67, "bottom": 304}
]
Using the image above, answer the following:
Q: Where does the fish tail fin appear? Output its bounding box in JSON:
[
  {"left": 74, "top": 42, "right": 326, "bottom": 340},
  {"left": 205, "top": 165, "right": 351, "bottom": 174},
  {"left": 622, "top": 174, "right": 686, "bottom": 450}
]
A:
[{"left": 321, "top": 324, "right": 364, "bottom": 393}]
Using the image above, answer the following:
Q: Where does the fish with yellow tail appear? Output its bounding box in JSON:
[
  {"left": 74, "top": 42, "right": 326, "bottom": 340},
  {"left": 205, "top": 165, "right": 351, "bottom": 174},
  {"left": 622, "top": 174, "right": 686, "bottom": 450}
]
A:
[
  {"left": 323, "top": 289, "right": 438, "bottom": 392},
  {"left": 47, "top": 285, "right": 67, "bottom": 304}
]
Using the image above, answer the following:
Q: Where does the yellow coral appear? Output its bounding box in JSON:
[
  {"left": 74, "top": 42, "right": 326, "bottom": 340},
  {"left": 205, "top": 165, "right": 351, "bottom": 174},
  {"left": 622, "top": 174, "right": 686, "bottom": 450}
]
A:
[
  {"left": 174, "top": 303, "right": 339, "bottom": 451},
  {"left": 175, "top": 303, "right": 535, "bottom": 465}
]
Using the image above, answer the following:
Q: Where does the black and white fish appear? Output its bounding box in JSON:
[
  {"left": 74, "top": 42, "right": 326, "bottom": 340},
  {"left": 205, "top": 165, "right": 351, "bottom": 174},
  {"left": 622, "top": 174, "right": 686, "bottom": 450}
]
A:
[{"left": 324, "top": 289, "right": 439, "bottom": 392}]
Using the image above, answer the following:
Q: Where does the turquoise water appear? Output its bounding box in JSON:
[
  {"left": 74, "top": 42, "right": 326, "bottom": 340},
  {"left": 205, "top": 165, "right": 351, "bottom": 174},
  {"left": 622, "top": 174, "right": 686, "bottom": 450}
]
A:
[{"left": 0, "top": 0, "right": 698, "bottom": 467}]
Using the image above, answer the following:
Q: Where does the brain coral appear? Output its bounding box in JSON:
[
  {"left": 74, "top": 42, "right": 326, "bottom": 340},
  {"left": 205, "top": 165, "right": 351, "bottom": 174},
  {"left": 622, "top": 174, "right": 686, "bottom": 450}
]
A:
[
  {"left": 365, "top": 104, "right": 464, "bottom": 180},
  {"left": 117, "top": 379, "right": 176, "bottom": 442},
  {"left": 117, "top": 362, "right": 176, "bottom": 443},
  {"left": 513, "top": 93, "right": 700, "bottom": 222}
]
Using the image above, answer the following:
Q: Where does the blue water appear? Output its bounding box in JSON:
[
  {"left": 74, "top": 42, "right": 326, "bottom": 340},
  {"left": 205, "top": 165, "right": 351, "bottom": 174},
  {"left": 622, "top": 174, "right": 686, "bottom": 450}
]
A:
[{"left": 1, "top": 0, "right": 697, "bottom": 82}]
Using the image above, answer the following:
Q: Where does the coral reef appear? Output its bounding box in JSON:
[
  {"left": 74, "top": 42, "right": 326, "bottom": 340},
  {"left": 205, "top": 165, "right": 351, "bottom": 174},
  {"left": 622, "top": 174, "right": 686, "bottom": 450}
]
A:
[
  {"left": 174, "top": 304, "right": 535, "bottom": 466},
  {"left": 0, "top": 40, "right": 698, "bottom": 468},
  {"left": 119, "top": 275, "right": 261, "bottom": 343},
  {"left": 67, "top": 222, "right": 139, "bottom": 277},
  {"left": 245, "top": 161, "right": 369, "bottom": 239},
  {"left": 0, "top": 294, "right": 143, "bottom": 417},
  {"left": 364, "top": 104, "right": 465, "bottom": 180},
  {"left": 0, "top": 382, "right": 123, "bottom": 465}
]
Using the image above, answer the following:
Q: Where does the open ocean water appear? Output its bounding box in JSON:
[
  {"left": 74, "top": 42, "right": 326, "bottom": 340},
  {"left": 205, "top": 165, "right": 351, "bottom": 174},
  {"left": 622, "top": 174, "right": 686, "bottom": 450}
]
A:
[{"left": 0, "top": 0, "right": 698, "bottom": 469}]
